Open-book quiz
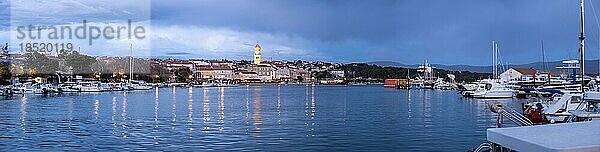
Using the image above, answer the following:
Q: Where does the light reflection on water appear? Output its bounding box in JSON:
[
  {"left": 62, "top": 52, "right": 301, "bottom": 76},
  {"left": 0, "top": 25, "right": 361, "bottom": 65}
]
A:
[
  {"left": 0, "top": 85, "right": 526, "bottom": 151},
  {"left": 154, "top": 88, "right": 158, "bottom": 129},
  {"left": 19, "top": 95, "right": 26, "bottom": 132},
  {"left": 253, "top": 87, "right": 262, "bottom": 134},
  {"left": 187, "top": 87, "right": 193, "bottom": 138},
  {"left": 218, "top": 87, "right": 225, "bottom": 131},
  {"left": 202, "top": 87, "right": 210, "bottom": 132}
]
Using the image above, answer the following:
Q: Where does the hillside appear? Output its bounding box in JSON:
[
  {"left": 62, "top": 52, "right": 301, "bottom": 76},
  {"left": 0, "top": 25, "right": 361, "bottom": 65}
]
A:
[{"left": 368, "top": 60, "right": 600, "bottom": 74}]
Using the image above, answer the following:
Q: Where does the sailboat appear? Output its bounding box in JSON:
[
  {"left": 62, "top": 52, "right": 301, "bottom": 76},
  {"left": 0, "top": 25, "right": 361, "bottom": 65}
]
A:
[
  {"left": 126, "top": 44, "right": 152, "bottom": 90},
  {"left": 471, "top": 41, "right": 515, "bottom": 98},
  {"left": 411, "top": 60, "right": 434, "bottom": 89}
]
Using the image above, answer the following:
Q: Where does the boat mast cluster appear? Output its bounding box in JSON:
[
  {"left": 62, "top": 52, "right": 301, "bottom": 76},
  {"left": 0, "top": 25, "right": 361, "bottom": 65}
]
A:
[{"left": 579, "top": 0, "right": 586, "bottom": 92}]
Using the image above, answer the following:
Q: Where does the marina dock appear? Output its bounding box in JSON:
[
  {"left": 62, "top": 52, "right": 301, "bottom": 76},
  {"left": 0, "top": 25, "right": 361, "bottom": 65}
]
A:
[{"left": 486, "top": 121, "right": 600, "bottom": 151}]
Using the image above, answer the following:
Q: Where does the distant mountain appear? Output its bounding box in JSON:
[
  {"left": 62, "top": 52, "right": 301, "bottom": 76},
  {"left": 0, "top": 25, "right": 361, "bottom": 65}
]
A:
[{"left": 368, "top": 60, "right": 600, "bottom": 74}]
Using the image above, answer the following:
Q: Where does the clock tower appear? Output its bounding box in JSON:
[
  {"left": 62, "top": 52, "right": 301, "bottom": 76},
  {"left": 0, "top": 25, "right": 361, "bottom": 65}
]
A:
[{"left": 253, "top": 41, "right": 262, "bottom": 64}]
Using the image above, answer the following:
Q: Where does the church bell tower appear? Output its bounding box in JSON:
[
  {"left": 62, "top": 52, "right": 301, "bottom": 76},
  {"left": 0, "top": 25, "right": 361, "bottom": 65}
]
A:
[{"left": 253, "top": 41, "right": 262, "bottom": 64}]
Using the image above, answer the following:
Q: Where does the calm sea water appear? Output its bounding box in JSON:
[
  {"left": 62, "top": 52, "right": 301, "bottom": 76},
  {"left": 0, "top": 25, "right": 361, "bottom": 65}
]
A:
[{"left": 0, "top": 85, "right": 525, "bottom": 151}]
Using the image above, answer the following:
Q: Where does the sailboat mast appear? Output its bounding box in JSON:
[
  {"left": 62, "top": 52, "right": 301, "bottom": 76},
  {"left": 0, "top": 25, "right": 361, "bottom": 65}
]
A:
[
  {"left": 407, "top": 68, "right": 410, "bottom": 79},
  {"left": 492, "top": 41, "right": 495, "bottom": 79},
  {"left": 541, "top": 40, "right": 547, "bottom": 72},
  {"left": 496, "top": 42, "right": 499, "bottom": 80},
  {"left": 579, "top": 0, "right": 585, "bottom": 91},
  {"left": 492, "top": 41, "right": 498, "bottom": 80},
  {"left": 130, "top": 44, "right": 133, "bottom": 82}
]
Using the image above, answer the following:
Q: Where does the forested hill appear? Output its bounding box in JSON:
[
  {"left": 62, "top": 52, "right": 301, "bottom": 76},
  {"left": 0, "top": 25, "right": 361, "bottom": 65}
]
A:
[{"left": 340, "top": 63, "right": 491, "bottom": 83}]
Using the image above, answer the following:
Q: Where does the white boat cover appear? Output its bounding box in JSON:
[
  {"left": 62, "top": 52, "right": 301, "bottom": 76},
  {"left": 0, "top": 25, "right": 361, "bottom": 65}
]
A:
[
  {"left": 487, "top": 121, "right": 600, "bottom": 152},
  {"left": 584, "top": 91, "right": 600, "bottom": 101},
  {"left": 544, "top": 94, "right": 571, "bottom": 114}
]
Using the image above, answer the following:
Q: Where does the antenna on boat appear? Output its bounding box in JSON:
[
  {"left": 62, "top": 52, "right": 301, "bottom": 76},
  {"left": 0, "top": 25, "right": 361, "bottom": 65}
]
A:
[{"left": 579, "top": 0, "right": 585, "bottom": 92}]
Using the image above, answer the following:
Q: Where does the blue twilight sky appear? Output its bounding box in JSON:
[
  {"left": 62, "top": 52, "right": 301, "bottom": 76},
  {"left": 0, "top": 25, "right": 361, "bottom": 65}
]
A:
[{"left": 2, "top": 0, "right": 600, "bottom": 65}]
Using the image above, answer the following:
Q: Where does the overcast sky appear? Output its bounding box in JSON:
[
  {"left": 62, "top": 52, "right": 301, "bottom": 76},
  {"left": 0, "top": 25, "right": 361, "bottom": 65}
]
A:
[{"left": 2, "top": 0, "right": 600, "bottom": 65}]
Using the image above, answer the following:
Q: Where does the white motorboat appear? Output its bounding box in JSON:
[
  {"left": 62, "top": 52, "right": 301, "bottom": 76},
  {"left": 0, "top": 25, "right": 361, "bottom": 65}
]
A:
[
  {"left": 127, "top": 80, "right": 152, "bottom": 90},
  {"left": 15, "top": 82, "right": 35, "bottom": 94},
  {"left": 523, "top": 93, "right": 584, "bottom": 123},
  {"left": 58, "top": 82, "right": 79, "bottom": 92},
  {"left": 36, "top": 83, "right": 58, "bottom": 94},
  {"left": 0, "top": 86, "right": 13, "bottom": 96},
  {"left": 76, "top": 82, "right": 102, "bottom": 92},
  {"left": 193, "top": 82, "right": 215, "bottom": 87},
  {"left": 461, "top": 83, "right": 478, "bottom": 91},
  {"left": 471, "top": 80, "right": 515, "bottom": 98},
  {"left": 217, "top": 83, "right": 239, "bottom": 87},
  {"left": 108, "top": 83, "right": 127, "bottom": 91}
]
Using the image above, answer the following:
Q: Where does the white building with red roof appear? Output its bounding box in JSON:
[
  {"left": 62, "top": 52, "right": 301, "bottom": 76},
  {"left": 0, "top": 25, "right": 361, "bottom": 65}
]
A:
[{"left": 500, "top": 68, "right": 537, "bottom": 83}]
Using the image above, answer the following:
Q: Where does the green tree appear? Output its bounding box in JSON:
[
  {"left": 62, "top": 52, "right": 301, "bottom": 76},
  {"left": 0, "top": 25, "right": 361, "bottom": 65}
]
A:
[
  {"left": 315, "top": 71, "right": 334, "bottom": 79},
  {"left": 174, "top": 68, "right": 193, "bottom": 82},
  {"left": 25, "top": 52, "right": 59, "bottom": 75},
  {"left": 339, "top": 63, "right": 491, "bottom": 83},
  {"left": 0, "top": 62, "right": 11, "bottom": 84},
  {"left": 57, "top": 49, "right": 72, "bottom": 58},
  {"left": 64, "top": 51, "right": 96, "bottom": 75}
]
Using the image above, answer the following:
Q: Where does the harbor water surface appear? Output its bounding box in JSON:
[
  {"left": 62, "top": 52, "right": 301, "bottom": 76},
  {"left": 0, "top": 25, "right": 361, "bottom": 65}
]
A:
[{"left": 0, "top": 85, "right": 525, "bottom": 151}]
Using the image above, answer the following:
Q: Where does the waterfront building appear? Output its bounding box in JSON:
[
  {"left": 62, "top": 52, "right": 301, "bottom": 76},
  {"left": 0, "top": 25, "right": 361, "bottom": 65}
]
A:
[
  {"left": 250, "top": 64, "right": 275, "bottom": 82},
  {"left": 500, "top": 68, "right": 536, "bottom": 83},
  {"left": 195, "top": 66, "right": 234, "bottom": 80},
  {"left": 254, "top": 41, "right": 262, "bottom": 65},
  {"left": 290, "top": 68, "right": 311, "bottom": 82},
  {"left": 209, "top": 60, "right": 235, "bottom": 67},
  {"left": 235, "top": 71, "right": 260, "bottom": 82},
  {"left": 212, "top": 66, "right": 234, "bottom": 80},
  {"left": 190, "top": 59, "right": 210, "bottom": 66},
  {"left": 329, "top": 70, "right": 345, "bottom": 78},
  {"left": 196, "top": 66, "right": 215, "bottom": 79},
  {"left": 164, "top": 60, "right": 194, "bottom": 71},
  {"left": 274, "top": 64, "right": 291, "bottom": 82}
]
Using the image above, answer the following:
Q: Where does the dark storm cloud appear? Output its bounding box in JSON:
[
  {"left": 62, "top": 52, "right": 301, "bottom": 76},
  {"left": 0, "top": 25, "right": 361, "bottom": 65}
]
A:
[
  {"left": 152, "top": 0, "right": 399, "bottom": 42},
  {"left": 151, "top": 0, "right": 600, "bottom": 65}
]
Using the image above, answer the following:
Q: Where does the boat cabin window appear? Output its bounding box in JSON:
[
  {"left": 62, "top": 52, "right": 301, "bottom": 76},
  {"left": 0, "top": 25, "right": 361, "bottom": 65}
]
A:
[
  {"left": 485, "top": 84, "right": 492, "bottom": 90},
  {"left": 571, "top": 96, "right": 582, "bottom": 103}
]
